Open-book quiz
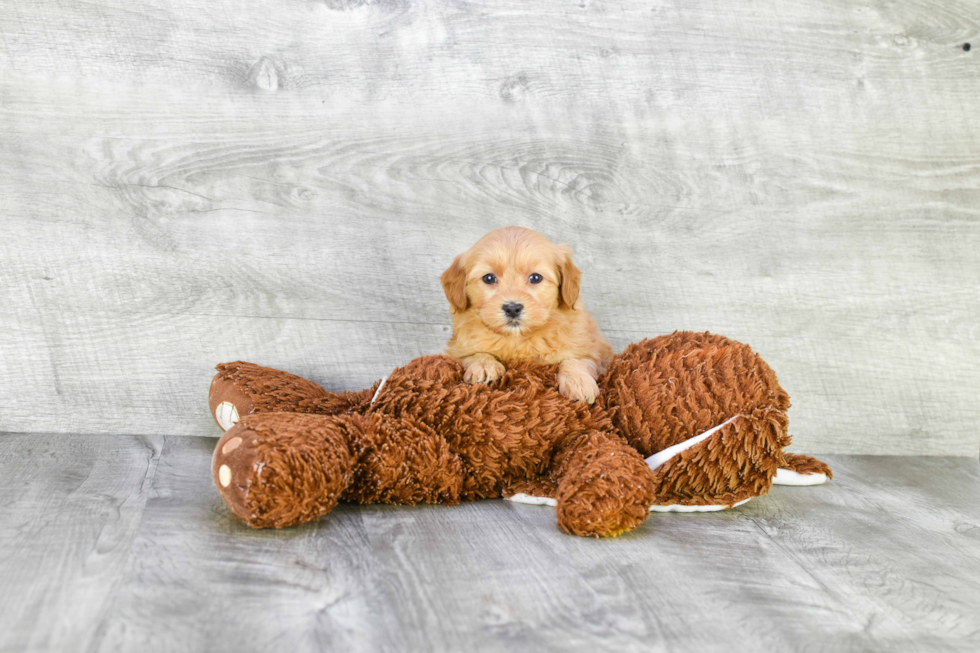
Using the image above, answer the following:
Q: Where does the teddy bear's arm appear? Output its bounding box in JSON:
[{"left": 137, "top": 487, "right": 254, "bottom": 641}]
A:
[{"left": 212, "top": 411, "right": 464, "bottom": 529}]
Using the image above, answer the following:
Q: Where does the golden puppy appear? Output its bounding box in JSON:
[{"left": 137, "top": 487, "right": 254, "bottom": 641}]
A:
[{"left": 441, "top": 227, "right": 613, "bottom": 403}]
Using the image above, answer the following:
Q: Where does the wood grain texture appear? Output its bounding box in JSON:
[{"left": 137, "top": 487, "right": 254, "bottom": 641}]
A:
[
  {"left": 1, "top": 0, "right": 978, "bottom": 454},
  {"left": 0, "top": 433, "right": 163, "bottom": 653},
  {"left": 2, "top": 434, "right": 980, "bottom": 652}
]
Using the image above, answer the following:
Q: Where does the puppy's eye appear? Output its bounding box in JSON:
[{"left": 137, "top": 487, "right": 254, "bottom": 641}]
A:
[
  {"left": 529, "top": 273, "right": 543, "bottom": 284},
  {"left": 482, "top": 273, "right": 497, "bottom": 285}
]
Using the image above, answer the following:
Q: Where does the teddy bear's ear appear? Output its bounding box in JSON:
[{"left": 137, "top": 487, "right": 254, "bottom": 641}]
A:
[
  {"left": 556, "top": 245, "right": 581, "bottom": 308},
  {"left": 441, "top": 255, "right": 469, "bottom": 313}
]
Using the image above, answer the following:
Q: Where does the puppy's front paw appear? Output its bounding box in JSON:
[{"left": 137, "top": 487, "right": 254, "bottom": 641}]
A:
[
  {"left": 463, "top": 356, "right": 505, "bottom": 384},
  {"left": 558, "top": 370, "right": 599, "bottom": 404}
]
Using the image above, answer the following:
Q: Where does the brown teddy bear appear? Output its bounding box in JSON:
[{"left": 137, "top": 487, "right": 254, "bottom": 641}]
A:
[{"left": 209, "top": 331, "right": 831, "bottom": 537}]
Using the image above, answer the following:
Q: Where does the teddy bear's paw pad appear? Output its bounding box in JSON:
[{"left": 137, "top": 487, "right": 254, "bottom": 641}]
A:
[
  {"left": 504, "top": 493, "right": 557, "bottom": 507},
  {"left": 215, "top": 436, "right": 244, "bottom": 488},
  {"left": 649, "top": 498, "right": 752, "bottom": 513},
  {"left": 217, "top": 463, "right": 234, "bottom": 487},
  {"left": 211, "top": 428, "right": 263, "bottom": 524},
  {"left": 208, "top": 373, "right": 254, "bottom": 432},
  {"left": 214, "top": 402, "right": 240, "bottom": 431},
  {"left": 773, "top": 468, "right": 828, "bottom": 486}
]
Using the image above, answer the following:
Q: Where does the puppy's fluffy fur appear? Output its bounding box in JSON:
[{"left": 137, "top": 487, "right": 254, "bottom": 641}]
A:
[{"left": 441, "top": 227, "right": 613, "bottom": 403}]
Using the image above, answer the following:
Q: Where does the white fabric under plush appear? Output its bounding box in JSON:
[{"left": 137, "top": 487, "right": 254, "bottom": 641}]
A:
[
  {"left": 504, "top": 493, "right": 753, "bottom": 513},
  {"left": 648, "top": 498, "right": 752, "bottom": 513},
  {"left": 505, "top": 493, "right": 557, "bottom": 507},
  {"left": 772, "top": 467, "right": 828, "bottom": 486}
]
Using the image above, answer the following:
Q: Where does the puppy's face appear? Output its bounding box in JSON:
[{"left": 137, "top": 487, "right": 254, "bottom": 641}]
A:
[{"left": 441, "top": 227, "right": 581, "bottom": 335}]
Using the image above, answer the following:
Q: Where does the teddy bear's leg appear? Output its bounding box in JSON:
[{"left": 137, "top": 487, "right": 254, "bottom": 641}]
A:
[
  {"left": 645, "top": 411, "right": 788, "bottom": 509},
  {"left": 643, "top": 416, "right": 751, "bottom": 512},
  {"left": 643, "top": 422, "right": 831, "bottom": 503},
  {"left": 212, "top": 411, "right": 463, "bottom": 529},
  {"left": 209, "top": 361, "right": 378, "bottom": 431},
  {"left": 546, "top": 430, "right": 658, "bottom": 537}
]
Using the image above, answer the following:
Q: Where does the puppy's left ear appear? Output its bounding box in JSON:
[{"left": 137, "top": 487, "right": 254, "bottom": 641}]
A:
[
  {"left": 441, "top": 255, "right": 469, "bottom": 313},
  {"left": 556, "top": 245, "right": 581, "bottom": 308}
]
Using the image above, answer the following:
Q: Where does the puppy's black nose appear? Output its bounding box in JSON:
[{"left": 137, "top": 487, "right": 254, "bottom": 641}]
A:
[{"left": 502, "top": 302, "right": 524, "bottom": 319}]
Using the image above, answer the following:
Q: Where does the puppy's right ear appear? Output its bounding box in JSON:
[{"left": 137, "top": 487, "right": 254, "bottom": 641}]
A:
[{"left": 440, "top": 255, "right": 468, "bottom": 313}]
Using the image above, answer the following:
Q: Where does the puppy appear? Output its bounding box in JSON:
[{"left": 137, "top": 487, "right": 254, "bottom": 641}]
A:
[{"left": 441, "top": 227, "right": 613, "bottom": 403}]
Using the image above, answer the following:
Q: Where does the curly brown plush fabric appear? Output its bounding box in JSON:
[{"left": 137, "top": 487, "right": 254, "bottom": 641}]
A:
[
  {"left": 781, "top": 452, "right": 834, "bottom": 479},
  {"left": 596, "top": 332, "right": 796, "bottom": 507},
  {"left": 371, "top": 356, "right": 618, "bottom": 501},
  {"left": 211, "top": 361, "right": 377, "bottom": 422},
  {"left": 210, "top": 331, "right": 831, "bottom": 537},
  {"left": 597, "top": 332, "right": 790, "bottom": 456},
  {"left": 212, "top": 412, "right": 356, "bottom": 528}
]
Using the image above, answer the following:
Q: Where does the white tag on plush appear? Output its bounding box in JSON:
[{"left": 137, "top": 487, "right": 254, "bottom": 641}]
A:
[{"left": 370, "top": 376, "right": 388, "bottom": 405}]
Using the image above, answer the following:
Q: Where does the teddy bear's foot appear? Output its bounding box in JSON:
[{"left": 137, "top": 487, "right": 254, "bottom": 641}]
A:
[
  {"left": 212, "top": 412, "right": 357, "bottom": 528},
  {"left": 645, "top": 416, "right": 761, "bottom": 508},
  {"left": 644, "top": 416, "right": 738, "bottom": 471},
  {"left": 644, "top": 414, "right": 781, "bottom": 509},
  {"left": 772, "top": 453, "right": 833, "bottom": 486}
]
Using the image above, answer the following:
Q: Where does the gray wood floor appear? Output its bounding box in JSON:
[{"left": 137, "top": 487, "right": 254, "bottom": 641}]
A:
[{"left": 2, "top": 433, "right": 978, "bottom": 652}]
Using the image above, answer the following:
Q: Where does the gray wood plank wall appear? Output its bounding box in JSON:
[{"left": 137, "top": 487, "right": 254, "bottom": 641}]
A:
[{"left": 1, "top": 0, "right": 978, "bottom": 456}]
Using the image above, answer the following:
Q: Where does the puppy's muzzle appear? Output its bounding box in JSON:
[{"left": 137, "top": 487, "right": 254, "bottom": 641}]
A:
[{"left": 502, "top": 302, "right": 524, "bottom": 319}]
